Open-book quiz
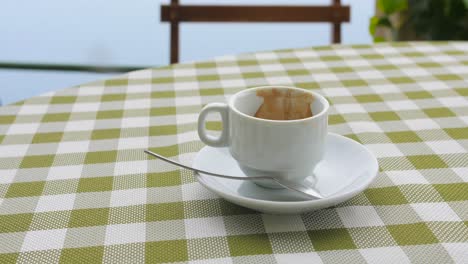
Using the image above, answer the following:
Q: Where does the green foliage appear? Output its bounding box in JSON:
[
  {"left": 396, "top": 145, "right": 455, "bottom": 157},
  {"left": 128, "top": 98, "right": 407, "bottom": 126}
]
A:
[
  {"left": 370, "top": 0, "right": 468, "bottom": 41},
  {"left": 370, "top": 0, "right": 408, "bottom": 42},
  {"left": 369, "top": 16, "right": 392, "bottom": 36},
  {"left": 377, "top": 0, "right": 408, "bottom": 14},
  {"left": 408, "top": 0, "right": 468, "bottom": 40}
]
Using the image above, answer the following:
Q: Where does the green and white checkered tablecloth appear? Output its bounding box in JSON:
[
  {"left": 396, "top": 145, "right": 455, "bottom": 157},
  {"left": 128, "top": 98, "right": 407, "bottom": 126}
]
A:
[{"left": 0, "top": 42, "right": 467, "bottom": 263}]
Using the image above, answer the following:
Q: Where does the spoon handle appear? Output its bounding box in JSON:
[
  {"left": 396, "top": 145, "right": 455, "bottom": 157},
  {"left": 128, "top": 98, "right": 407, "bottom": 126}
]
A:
[
  {"left": 145, "top": 149, "right": 323, "bottom": 200},
  {"left": 144, "top": 150, "right": 271, "bottom": 181}
]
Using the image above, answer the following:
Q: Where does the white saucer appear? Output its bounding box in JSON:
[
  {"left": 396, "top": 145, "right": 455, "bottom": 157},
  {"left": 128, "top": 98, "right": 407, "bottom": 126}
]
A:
[{"left": 194, "top": 133, "right": 379, "bottom": 214}]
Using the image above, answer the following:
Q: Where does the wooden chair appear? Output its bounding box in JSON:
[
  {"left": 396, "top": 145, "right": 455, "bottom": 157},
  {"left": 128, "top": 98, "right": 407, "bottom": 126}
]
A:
[{"left": 161, "top": 1, "right": 350, "bottom": 64}]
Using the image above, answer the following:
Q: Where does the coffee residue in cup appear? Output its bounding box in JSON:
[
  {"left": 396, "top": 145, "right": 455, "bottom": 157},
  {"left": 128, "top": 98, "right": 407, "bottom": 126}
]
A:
[{"left": 254, "top": 88, "right": 314, "bottom": 120}]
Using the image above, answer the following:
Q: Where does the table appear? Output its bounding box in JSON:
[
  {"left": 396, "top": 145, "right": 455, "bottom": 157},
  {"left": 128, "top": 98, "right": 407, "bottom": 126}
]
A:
[{"left": 0, "top": 42, "right": 467, "bottom": 263}]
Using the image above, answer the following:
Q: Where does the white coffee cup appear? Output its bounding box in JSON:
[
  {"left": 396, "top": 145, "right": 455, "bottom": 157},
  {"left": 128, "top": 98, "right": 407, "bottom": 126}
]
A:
[{"left": 198, "top": 86, "right": 329, "bottom": 188}]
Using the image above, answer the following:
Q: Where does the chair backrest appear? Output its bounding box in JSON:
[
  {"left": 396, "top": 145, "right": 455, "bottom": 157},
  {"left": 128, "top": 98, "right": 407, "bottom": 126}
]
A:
[{"left": 161, "top": 1, "right": 350, "bottom": 64}]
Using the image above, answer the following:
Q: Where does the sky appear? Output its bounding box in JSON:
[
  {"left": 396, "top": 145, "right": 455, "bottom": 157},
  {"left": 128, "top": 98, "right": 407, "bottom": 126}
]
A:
[{"left": 0, "top": 0, "right": 374, "bottom": 105}]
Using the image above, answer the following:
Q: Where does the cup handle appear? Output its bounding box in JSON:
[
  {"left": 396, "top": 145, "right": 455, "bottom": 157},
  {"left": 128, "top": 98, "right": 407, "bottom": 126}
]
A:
[{"left": 198, "top": 103, "right": 229, "bottom": 147}]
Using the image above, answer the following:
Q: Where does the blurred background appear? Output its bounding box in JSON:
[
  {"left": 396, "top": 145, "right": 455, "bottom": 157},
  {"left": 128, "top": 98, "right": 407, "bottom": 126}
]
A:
[
  {"left": 1, "top": 0, "right": 467, "bottom": 105},
  {"left": 0, "top": 0, "right": 373, "bottom": 105}
]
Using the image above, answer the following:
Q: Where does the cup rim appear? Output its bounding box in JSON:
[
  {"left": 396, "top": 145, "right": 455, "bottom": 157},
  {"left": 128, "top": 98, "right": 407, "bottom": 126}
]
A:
[{"left": 228, "top": 85, "right": 329, "bottom": 123}]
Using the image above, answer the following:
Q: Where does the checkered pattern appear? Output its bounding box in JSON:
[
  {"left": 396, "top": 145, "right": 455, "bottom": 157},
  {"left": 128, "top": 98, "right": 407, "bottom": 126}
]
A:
[{"left": 0, "top": 42, "right": 467, "bottom": 263}]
